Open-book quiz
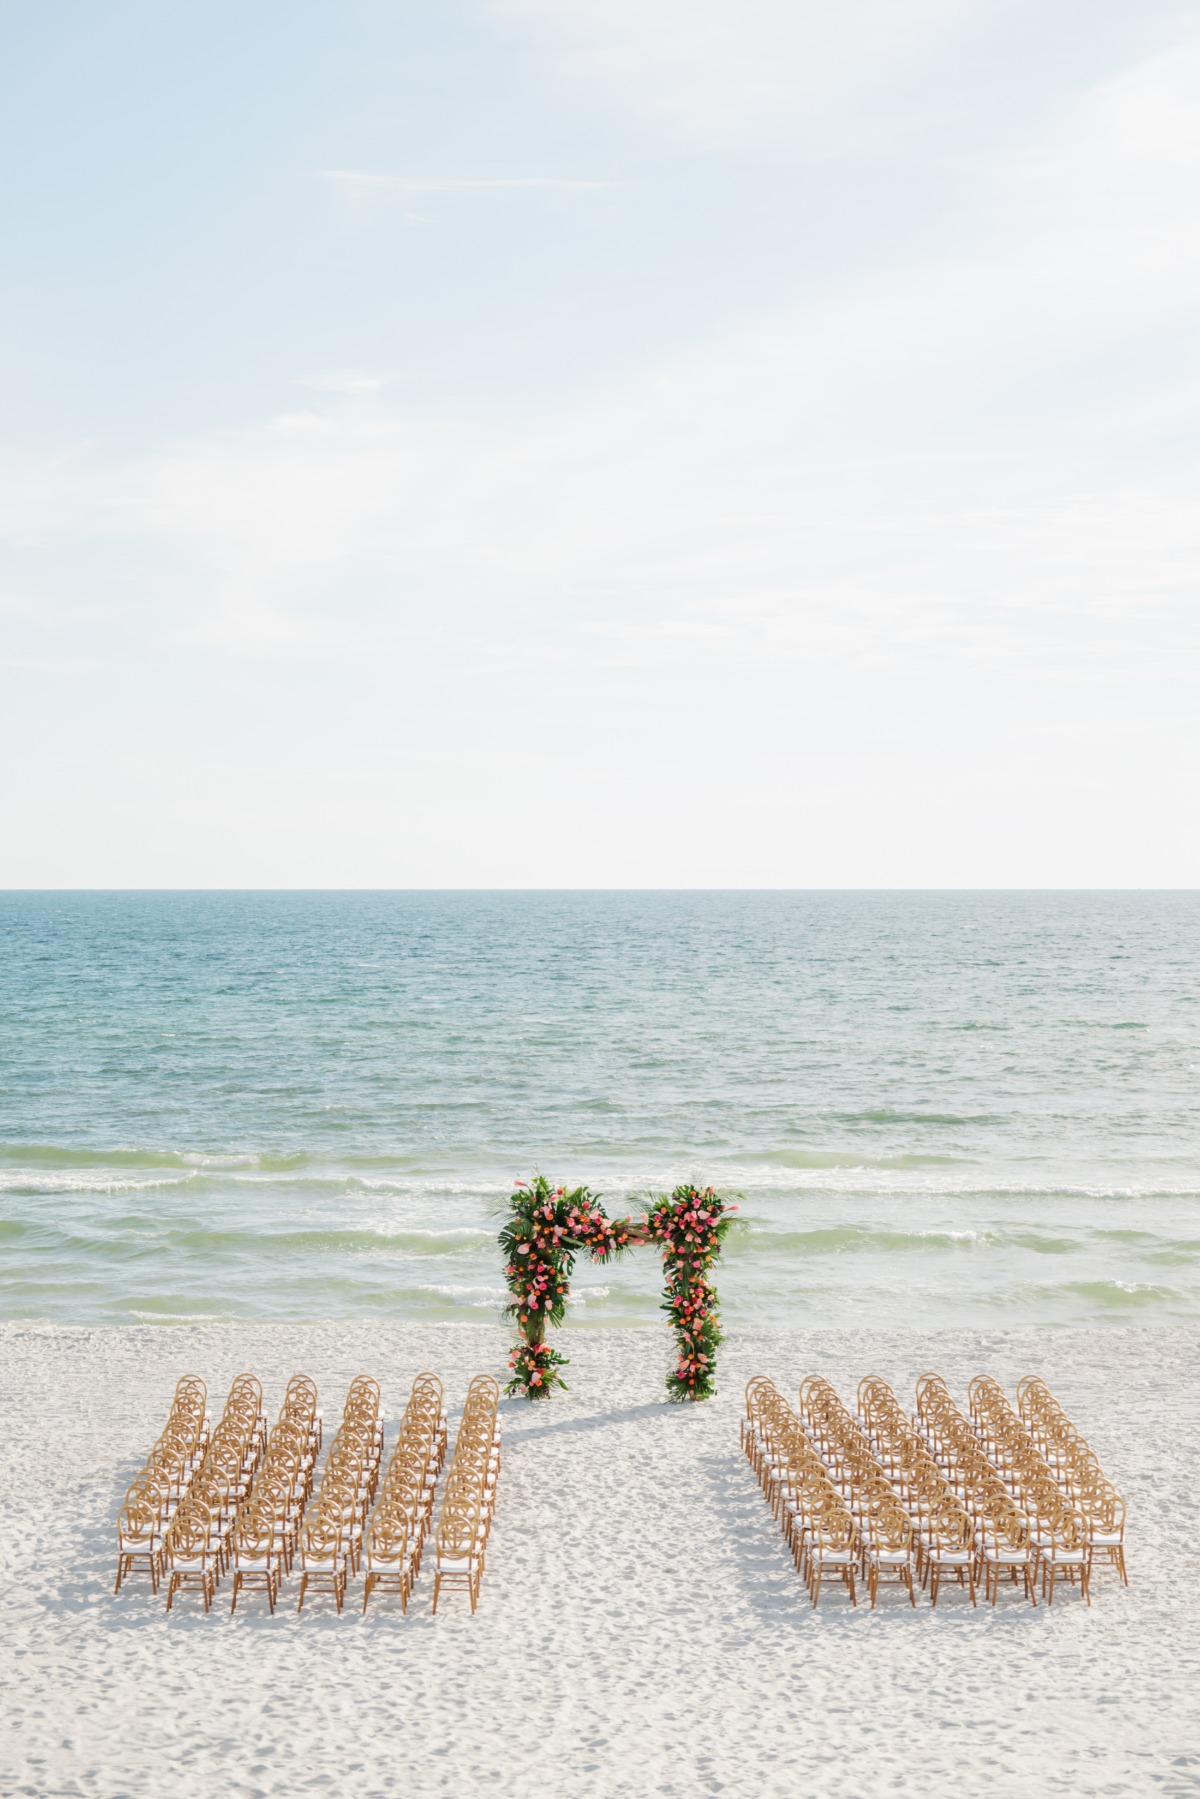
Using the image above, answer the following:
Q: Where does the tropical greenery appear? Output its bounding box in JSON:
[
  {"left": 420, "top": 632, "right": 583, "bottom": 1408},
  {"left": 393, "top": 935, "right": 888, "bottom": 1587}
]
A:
[{"left": 499, "top": 1174, "right": 736, "bottom": 1401}]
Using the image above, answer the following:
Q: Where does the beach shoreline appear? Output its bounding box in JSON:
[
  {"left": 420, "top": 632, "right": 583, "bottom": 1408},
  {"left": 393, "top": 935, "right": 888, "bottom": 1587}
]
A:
[{"left": 2, "top": 1321, "right": 1196, "bottom": 1797}]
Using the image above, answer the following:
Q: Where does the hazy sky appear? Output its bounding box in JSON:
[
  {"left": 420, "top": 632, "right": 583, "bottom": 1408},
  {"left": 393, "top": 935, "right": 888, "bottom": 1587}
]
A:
[{"left": 3, "top": 0, "right": 1198, "bottom": 886}]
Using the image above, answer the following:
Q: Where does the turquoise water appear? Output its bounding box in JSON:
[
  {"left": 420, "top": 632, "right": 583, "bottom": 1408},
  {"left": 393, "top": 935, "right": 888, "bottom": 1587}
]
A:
[{"left": 1, "top": 890, "right": 1198, "bottom": 1328}]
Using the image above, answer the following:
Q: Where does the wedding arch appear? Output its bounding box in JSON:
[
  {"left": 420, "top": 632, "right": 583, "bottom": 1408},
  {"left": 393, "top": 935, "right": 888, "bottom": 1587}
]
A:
[{"left": 498, "top": 1175, "right": 738, "bottom": 1401}]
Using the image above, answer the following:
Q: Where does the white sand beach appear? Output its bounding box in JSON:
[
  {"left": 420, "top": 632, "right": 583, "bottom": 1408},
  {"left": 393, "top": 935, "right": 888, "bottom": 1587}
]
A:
[{"left": 1, "top": 1323, "right": 1196, "bottom": 1799}]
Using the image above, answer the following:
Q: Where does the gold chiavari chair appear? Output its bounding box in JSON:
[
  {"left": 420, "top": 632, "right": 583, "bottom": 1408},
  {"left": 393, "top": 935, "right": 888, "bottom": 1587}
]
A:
[
  {"left": 919, "top": 1503, "right": 976, "bottom": 1607},
  {"left": 1080, "top": 1482, "right": 1127, "bottom": 1584},
  {"left": 297, "top": 1513, "right": 350, "bottom": 1612},
  {"left": 432, "top": 1497, "right": 484, "bottom": 1613},
  {"left": 1036, "top": 1504, "right": 1091, "bottom": 1605},
  {"left": 114, "top": 1500, "right": 164, "bottom": 1595},
  {"left": 806, "top": 1503, "right": 858, "bottom": 1608},
  {"left": 862, "top": 1502, "right": 915, "bottom": 1608},
  {"left": 977, "top": 1504, "right": 1036, "bottom": 1607},
  {"left": 229, "top": 1510, "right": 283, "bottom": 1613},
  {"left": 164, "top": 1498, "right": 218, "bottom": 1612},
  {"left": 362, "top": 1508, "right": 419, "bottom": 1613}
]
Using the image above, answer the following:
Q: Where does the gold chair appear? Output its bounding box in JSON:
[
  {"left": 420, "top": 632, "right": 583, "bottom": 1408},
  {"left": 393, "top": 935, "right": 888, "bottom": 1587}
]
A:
[
  {"left": 297, "top": 1514, "right": 349, "bottom": 1612},
  {"left": 1037, "top": 1506, "right": 1091, "bottom": 1606},
  {"left": 362, "top": 1510, "right": 418, "bottom": 1613},
  {"left": 921, "top": 1504, "right": 976, "bottom": 1607},
  {"left": 164, "top": 1499, "right": 218, "bottom": 1612},
  {"left": 229, "top": 1512, "right": 282, "bottom": 1613},
  {"left": 432, "top": 1499, "right": 484, "bottom": 1613},
  {"left": 806, "top": 1506, "right": 858, "bottom": 1609},
  {"left": 114, "top": 1501, "right": 162, "bottom": 1595},
  {"left": 862, "top": 1505, "right": 915, "bottom": 1609},
  {"left": 978, "top": 1506, "right": 1036, "bottom": 1607}
]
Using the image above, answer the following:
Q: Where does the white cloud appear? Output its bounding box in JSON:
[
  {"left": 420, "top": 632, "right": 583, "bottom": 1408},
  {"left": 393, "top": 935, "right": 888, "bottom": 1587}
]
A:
[
  {"left": 7, "top": 41, "right": 1200, "bottom": 685},
  {"left": 320, "top": 171, "right": 614, "bottom": 192},
  {"left": 490, "top": 0, "right": 994, "bottom": 149}
]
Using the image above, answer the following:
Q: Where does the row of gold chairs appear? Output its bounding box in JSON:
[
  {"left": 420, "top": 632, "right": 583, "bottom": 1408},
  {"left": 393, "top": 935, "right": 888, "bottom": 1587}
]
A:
[
  {"left": 229, "top": 1375, "right": 323, "bottom": 1613},
  {"left": 916, "top": 1376, "right": 1043, "bottom": 1603},
  {"left": 297, "top": 1376, "right": 384, "bottom": 1612},
  {"left": 431, "top": 1375, "right": 501, "bottom": 1614},
  {"left": 1016, "top": 1377, "right": 1128, "bottom": 1584},
  {"left": 163, "top": 1375, "right": 266, "bottom": 1611},
  {"left": 745, "top": 1378, "right": 863, "bottom": 1606},
  {"left": 114, "top": 1374, "right": 210, "bottom": 1594},
  {"left": 361, "top": 1373, "right": 448, "bottom": 1613},
  {"left": 854, "top": 1377, "right": 979, "bottom": 1605}
]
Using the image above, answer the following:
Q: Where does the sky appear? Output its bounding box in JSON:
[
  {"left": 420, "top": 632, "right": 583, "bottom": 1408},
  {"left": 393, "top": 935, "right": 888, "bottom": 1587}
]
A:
[{"left": 2, "top": 0, "right": 1198, "bottom": 887}]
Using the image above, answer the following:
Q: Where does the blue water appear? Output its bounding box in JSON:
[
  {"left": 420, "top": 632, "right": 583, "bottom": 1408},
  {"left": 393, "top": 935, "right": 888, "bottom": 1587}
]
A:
[{"left": 1, "top": 890, "right": 1198, "bottom": 1327}]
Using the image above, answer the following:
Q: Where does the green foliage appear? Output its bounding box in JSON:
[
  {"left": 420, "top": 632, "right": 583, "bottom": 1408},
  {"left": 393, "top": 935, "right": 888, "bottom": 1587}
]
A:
[
  {"left": 499, "top": 1174, "right": 738, "bottom": 1402},
  {"left": 643, "top": 1185, "right": 738, "bottom": 1401}
]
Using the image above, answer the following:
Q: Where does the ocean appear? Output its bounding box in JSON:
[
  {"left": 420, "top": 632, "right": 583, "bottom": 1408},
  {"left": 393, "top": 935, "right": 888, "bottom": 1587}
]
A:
[{"left": 1, "top": 890, "right": 1197, "bottom": 1329}]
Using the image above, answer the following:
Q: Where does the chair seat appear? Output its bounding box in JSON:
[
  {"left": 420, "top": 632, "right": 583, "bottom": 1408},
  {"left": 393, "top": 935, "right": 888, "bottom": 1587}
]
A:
[{"left": 437, "top": 1554, "right": 479, "bottom": 1573}]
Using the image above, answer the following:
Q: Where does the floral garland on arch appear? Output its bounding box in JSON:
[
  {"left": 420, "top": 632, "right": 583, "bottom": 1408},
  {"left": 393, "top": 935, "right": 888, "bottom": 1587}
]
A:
[
  {"left": 499, "top": 1175, "right": 737, "bottom": 1402},
  {"left": 643, "top": 1185, "right": 737, "bottom": 1401},
  {"left": 499, "top": 1176, "right": 635, "bottom": 1398}
]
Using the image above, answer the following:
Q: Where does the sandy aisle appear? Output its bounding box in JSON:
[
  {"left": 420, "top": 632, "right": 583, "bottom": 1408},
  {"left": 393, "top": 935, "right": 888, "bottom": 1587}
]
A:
[{"left": 0, "top": 1323, "right": 1196, "bottom": 1799}]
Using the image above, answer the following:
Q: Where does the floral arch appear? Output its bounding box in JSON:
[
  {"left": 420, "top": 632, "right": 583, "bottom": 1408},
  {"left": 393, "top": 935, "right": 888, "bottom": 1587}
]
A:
[{"left": 499, "top": 1175, "right": 738, "bottom": 1401}]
